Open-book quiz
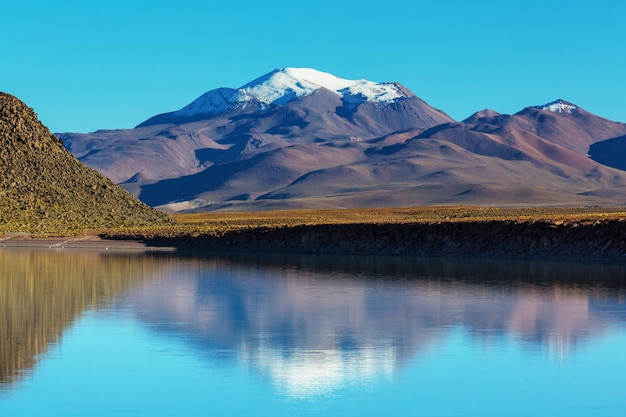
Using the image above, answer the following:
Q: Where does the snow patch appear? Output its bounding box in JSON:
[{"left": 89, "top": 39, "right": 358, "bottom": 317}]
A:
[
  {"left": 174, "top": 68, "right": 407, "bottom": 118},
  {"left": 241, "top": 68, "right": 404, "bottom": 105},
  {"left": 540, "top": 100, "right": 578, "bottom": 114}
]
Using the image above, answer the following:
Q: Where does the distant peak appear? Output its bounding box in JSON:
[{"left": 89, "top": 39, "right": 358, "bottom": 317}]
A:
[
  {"left": 537, "top": 99, "right": 579, "bottom": 114},
  {"left": 477, "top": 109, "right": 500, "bottom": 116},
  {"left": 462, "top": 109, "right": 501, "bottom": 124},
  {"left": 138, "top": 68, "right": 416, "bottom": 126},
  {"left": 472, "top": 109, "right": 501, "bottom": 118},
  {"left": 239, "top": 67, "right": 407, "bottom": 106}
]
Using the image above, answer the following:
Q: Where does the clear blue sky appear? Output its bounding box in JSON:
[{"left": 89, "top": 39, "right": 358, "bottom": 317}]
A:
[{"left": 3, "top": 0, "right": 625, "bottom": 133}]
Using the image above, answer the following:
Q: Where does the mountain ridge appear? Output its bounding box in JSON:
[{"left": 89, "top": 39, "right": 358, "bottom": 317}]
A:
[{"left": 57, "top": 68, "right": 626, "bottom": 212}]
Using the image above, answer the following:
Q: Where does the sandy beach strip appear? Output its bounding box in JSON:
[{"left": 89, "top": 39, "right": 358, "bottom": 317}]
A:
[{"left": 0, "top": 234, "right": 176, "bottom": 251}]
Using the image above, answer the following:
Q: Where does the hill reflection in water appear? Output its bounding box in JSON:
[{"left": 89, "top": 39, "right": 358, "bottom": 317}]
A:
[
  {"left": 125, "top": 253, "right": 626, "bottom": 396},
  {"left": 0, "top": 249, "right": 165, "bottom": 388}
]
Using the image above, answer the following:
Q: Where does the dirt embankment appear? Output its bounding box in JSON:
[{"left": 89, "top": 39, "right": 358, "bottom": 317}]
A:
[{"left": 126, "top": 219, "right": 626, "bottom": 260}]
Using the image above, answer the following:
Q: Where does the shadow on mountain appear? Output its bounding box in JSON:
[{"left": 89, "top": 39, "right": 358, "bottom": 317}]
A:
[{"left": 589, "top": 134, "right": 626, "bottom": 171}]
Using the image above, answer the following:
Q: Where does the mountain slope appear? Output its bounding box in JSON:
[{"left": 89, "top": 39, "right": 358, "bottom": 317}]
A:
[
  {"left": 0, "top": 93, "right": 173, "bottom": 233},
  {"left": 464, "top": 99, "right": 626, "bottom": 155},
  {"left": 134, "top": 99, "right": 626, "bottom": 211}
]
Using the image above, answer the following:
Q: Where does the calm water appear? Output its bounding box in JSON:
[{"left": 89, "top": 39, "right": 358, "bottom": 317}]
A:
[{"left": 1, "top": 249, "right": 626, "bottom": 417}]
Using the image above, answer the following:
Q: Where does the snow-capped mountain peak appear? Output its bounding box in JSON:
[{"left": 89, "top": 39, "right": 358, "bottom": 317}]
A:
[
  {"left": 240, "top": 68, "right": 339, "bottom": 105},
  {"left": 173, "top": 68, "right": 408, "bottom": 119},
  {"left": 539, "top": 99, "right": 578, "bottom": 114},
  {"left": 240, "top": 67, "right": 405, "bottom": 105}
]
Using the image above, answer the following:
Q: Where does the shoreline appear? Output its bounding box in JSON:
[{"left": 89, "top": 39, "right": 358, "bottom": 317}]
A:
[
  {"left": 0, "top": 234, "right": 175, "bottom": 251},
  {"left": 3, "top": 218, "right": 626, "bottom": 261}
]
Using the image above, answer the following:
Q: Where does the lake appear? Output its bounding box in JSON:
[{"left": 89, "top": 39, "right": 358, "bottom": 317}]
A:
[{"left": 1, "top": 248, "right": 626, "bottom": 416}]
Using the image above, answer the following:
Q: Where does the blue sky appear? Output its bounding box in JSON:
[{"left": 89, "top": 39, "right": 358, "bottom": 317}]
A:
[{"left": 3, "top": 0, "right": 625, "bottom": 133}]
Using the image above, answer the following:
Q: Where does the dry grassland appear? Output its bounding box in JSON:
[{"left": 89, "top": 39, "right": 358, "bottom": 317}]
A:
[{"left": 99, "top": 206, "right": 626, "bottom": 240}]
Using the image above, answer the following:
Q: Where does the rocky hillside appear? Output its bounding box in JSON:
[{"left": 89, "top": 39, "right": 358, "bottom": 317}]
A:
[{"left": 0, "top": 93, "right": 173, "bottom": 234}]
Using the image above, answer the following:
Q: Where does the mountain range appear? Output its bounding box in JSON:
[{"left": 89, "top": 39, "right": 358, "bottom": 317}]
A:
[{"left": 58, "top": 68, "right": 626, "bottom": 212}]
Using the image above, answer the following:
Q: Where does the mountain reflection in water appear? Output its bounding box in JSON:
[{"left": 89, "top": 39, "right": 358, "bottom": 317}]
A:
[
  {"left": 123, "top": 253, "right": 626, "bottom": 396},
  {"left": 2, "top": 249, "right": 626, "bottom": 398}
]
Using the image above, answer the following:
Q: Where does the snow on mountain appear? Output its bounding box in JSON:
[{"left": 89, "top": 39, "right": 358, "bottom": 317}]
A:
[
  {"left": 174, "top": 87, "right": 268, "bottom": 118},
  {"left": 538, "top": 99, "right": 578, "bottom": 114},
  {"left": 173, "top": 68, "right": 407, "bottom": 119},
  {"left": 241, "top": 68, "right": 405, "bottom": 105}
]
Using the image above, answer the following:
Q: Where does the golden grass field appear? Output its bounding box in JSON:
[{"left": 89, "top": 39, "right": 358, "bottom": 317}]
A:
[
  {"left": 97, "top": 206, "right": 626, "bottom": 240},
  {"left": 5, "top": 206, "right": 626, "bottom": 239}
]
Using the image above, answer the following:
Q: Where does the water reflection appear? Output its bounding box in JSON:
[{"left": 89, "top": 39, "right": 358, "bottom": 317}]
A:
[
  {"left": 125, "top": 254, "right": 626, "bottom": 395},
  {"left": 2, "top": 249, "right": 626, "bottom": 399},
  {"left": 0, "top": 249, "right": 165, "bottom": 388}
]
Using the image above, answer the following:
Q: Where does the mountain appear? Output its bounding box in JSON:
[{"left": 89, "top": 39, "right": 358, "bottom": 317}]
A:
[
  {"left": 57, "top": 70, "right": 626, "bottom": 212},
  {"left": 136, "top": 68, "right": 448, "bottom": 127},
  {"left": 121, "top": 98, "right": 626, "bottom": 211},
  {"left": 59, "top": 68, "right": 453, "bottom": 184},
  {"left": 357, "top": 101, "right": 626, "bottom": 207},
  {"left": 0, "top": 92, "right": 173, "bottom": 233}
]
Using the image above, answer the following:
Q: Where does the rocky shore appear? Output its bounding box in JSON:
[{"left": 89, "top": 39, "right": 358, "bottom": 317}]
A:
[{"left": 124, "top": 218, "right": 626, "bottom": 261}]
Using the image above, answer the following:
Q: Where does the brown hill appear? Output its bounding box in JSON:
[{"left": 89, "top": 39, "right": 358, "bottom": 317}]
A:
[{"left": 0, "top": 93, "right": 173, "bottom": 234}]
